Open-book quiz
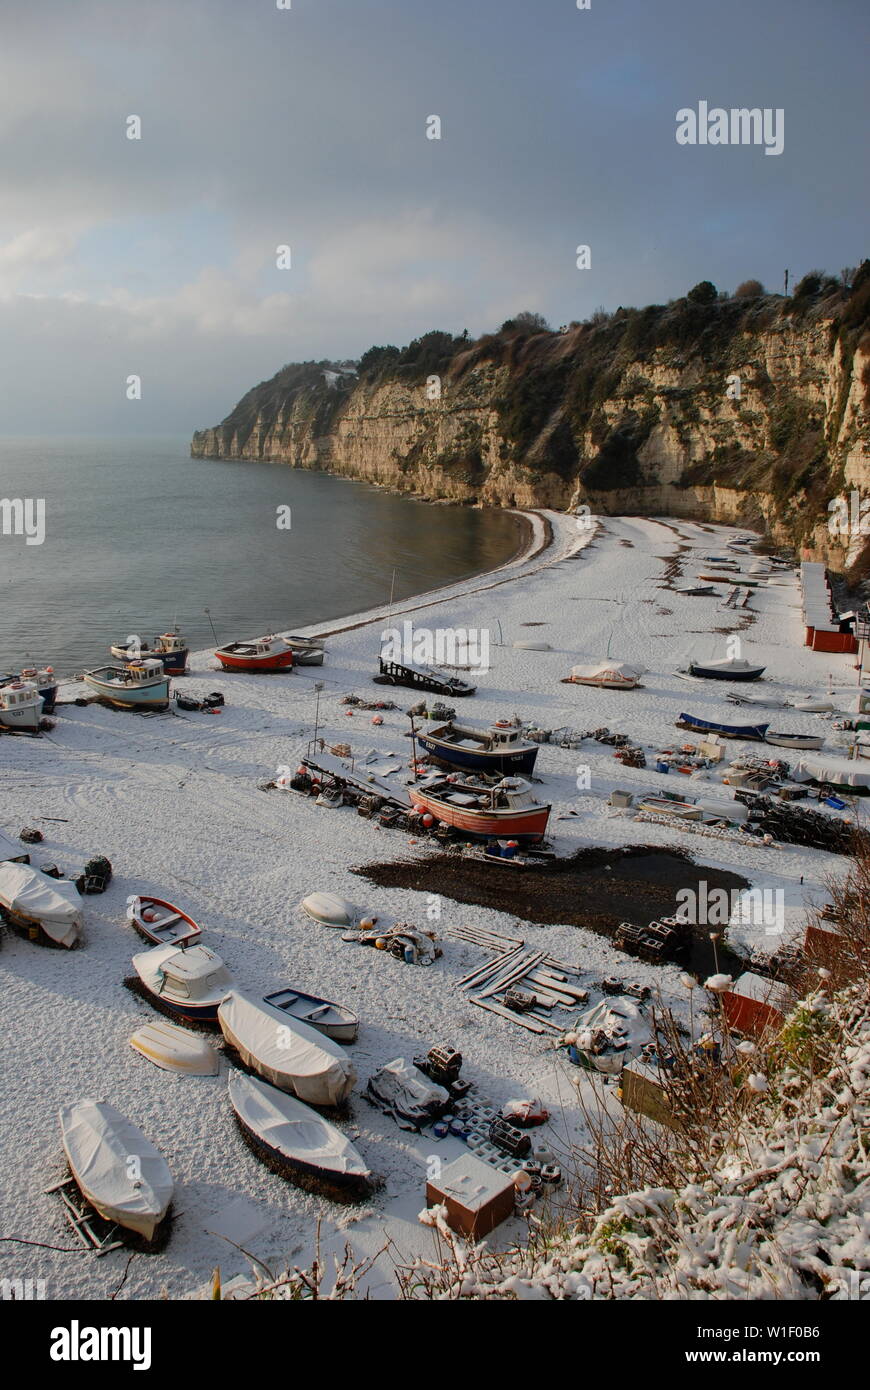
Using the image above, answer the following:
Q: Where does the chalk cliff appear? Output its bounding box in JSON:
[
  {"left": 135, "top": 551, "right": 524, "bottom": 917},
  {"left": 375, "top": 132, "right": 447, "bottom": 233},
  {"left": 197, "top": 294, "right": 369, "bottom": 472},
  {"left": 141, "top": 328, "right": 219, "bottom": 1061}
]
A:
[{"left": 191, "top": 269, "right": 870, "bottom": 569}]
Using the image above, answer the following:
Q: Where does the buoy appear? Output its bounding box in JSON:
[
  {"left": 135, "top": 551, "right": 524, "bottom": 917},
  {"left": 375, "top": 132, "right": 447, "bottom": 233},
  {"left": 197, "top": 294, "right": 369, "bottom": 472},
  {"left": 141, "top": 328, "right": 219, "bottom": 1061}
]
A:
[{"left": 371, "top": 714, "right": 383, "bottom": 725}]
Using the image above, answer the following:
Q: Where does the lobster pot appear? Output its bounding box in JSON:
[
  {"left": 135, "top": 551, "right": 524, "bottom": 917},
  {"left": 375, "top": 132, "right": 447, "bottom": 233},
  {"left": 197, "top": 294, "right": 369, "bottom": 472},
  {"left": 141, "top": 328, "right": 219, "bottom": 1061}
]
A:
[{"left": 425, "top": 1153, "right": 516, "bottom": 1239}]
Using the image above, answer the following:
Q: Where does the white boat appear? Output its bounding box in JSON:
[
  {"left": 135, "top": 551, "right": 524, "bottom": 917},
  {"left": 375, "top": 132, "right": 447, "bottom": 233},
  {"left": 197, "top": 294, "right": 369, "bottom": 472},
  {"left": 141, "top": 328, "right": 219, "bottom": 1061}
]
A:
[
  {"left": 765, "top": 732, "right": 825, "bottom": 751},
  {"left": 127, "top": 894, "right": 201, "bottom": 947},
  {"left": 796, "top": 754, "right": 870, "bottom": 791},
  {"left": 636, "top": 796, "right": 703, "bottom": 820},
  {"left": 791, "top": 698, "right": 835, "bottom": 713},
  {"left": 58, "top": 1099, "right": 174, "bottom": 1241},
  {"left": 129, "top": 1019, "right": 219, "bottom": 1075},
  {"left": 83, "top": 659, "right": 171, "bottom": 710},
  {"left": 726, "top": 691, "right": 789, "bottom": 709},
  {"left": 0, "top": 680, "right": 43, "bottom": 733},
  {"left": 263, "top": 988, "right": 360, "bottom": 1044},
  {"left": 565, "top": 661, "right": 643, "bottom": 690},
  {"left": 300, "top": 893, "right": 383, "bottom": 931},
  {"left": 0, "top": 861, "right": 83, "bottom": 947},
  {"left": 228, "top": 1072, "right": 370, "bottom": 1191},
  {"left": 132, "top": 942, "right": 233, "bottom": 1022},
  {"left": 218, "top": 991, "right": 357, "bottom": 1106},
  {"left": 284, "top": 636, "right": 326, "bottom": 666}
]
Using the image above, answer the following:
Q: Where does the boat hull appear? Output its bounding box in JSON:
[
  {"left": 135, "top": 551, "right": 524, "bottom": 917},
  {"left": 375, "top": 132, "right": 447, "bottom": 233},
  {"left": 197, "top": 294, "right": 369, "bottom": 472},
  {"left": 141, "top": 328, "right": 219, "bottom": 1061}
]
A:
[
  {"left": 263, "top": 988, "right": 360, "bottom": 1044},
  {"left": 416, "top": 732, "right": 538, "bottom": 776},
  {"left": 129, "top": 895, "right": 201, "bottom": 947},
  {"left": 677, "top": 713, "right": 769, "bottom": 741},
  {"left": 111, "top": 645, "right": 188, "bottom": 674},
  {"left": 215, "top": 649, "right": 294, "bottom": 672},
  {"left": 689, "top": 663, "right": 765, "bottom": 682},
  {"left": 83, "top": 673, "right": 170, "bottom": 709},
  {"left": 228, "top": 1073, "right": 370, "bottom": 1194},
  {"left": 59, "top": 1100, "right": 173, "bottom": 1242},
  {"left": 566, "top": 677, "right": 639, "bottom": 690},
  {"left": 765, "top": 734, "right": 825, "bottom": 750},
  {"left": 411, "top": 789, "right": 551, "bottom": 841},
  {"left": 0, "top": 704, "right": 42, "bottom": 732}
]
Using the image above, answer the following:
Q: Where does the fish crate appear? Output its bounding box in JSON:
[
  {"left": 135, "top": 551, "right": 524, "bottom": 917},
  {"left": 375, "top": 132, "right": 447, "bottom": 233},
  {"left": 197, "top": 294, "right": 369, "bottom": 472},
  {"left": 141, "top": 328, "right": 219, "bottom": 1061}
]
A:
[{"left": 356, "top": 795, "right": 385, "bottom": 819}]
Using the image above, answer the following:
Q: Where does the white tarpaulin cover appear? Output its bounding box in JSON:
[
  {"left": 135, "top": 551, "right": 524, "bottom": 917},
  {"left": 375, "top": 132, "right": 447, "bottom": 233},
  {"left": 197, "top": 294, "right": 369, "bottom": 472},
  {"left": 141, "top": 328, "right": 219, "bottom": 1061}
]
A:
[
  {"left": 796, "top": 753, "right": 870, "bottom": 789},
  {"left": 59, "top": 1099, "right": 174, "bottom": 1240},
  {"left": 365, "top": 1056, "right": 450, "bottom": 1130},
  {"left": 0, "top": 861, "right": 83, "bottom": 947},
  {"left": 218, "top": 991, "right": 356, "bottom": 1106},
  {"left": 571, "top": 661, "right": 643, "bottom": 683},
  {"left": 228, "top": 1072, "right": 369, "bottom": 1180},
  {"left": 566, "top": 999, "right": 650, "bottom": 1074}
]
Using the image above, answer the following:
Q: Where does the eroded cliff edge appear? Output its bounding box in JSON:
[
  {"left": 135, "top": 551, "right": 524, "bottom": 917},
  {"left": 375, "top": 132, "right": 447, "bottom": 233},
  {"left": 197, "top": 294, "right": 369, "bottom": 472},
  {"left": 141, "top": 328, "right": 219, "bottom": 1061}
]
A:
[{"left": 192, "top": 270, "right": 870, "bottom": 569}]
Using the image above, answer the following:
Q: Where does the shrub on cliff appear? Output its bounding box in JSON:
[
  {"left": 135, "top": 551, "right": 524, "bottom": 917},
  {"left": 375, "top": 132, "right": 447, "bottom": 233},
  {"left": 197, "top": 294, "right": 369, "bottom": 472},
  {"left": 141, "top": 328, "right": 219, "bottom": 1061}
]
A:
[
  {"left": 734, "top": 278, "right": 765, "bottom": 298},
  {"left": 687, "top": 279, "right": 718, "bottom": 304}
]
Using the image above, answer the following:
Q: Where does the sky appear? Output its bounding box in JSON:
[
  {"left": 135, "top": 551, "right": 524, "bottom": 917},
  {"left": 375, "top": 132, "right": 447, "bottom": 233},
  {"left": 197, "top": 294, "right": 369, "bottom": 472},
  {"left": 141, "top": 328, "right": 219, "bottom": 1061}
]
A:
[{"left": 0, "top": 0, "right": 866, "bottom": 435}]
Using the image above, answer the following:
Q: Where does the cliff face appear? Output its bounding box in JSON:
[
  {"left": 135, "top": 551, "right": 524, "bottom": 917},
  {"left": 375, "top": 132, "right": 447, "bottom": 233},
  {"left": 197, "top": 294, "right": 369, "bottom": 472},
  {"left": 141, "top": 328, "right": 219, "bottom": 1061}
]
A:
[{"left": 192, "top": 271, "right": 870, "bottom": 567}]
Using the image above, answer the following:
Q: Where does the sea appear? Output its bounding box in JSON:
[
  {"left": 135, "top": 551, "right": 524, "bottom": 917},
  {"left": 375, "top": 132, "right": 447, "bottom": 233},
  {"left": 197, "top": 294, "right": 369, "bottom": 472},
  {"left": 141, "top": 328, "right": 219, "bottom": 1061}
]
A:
[{"left": 0, "top": 436, "right": 523, "bottom": 674}]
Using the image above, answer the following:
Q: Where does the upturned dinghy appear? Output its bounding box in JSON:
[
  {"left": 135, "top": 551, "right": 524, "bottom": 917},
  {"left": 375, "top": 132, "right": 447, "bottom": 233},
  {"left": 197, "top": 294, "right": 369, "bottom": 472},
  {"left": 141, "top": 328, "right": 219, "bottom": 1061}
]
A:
[
  {"left": 792, "top": 697, "right": 835, "bottom": 713},
  {"left": 689, "top": 657, "right": 766, "bottom": 682},
  {"left": 300, "top": 893, "right": 383, "bottom": 931},
  {"left": 59, "top": 1100, "right": 174, "bottom": 1242},
  {"left": 218, "top": 991, "right": 357, "bottom": 1106},
  {"left": 677, "top": 712, "right": 769, "bottom": 741},
  {"left": 0, "top": 861, "right": 83, "bottom": 947},
  {"left": 263, "top": 988, "right": 360, "bottom": 1044},
  {"left": 636, "top": 796, "right": 704, "bottom": 820},
  {"left": 132, "top": 942, "right": 233, "bottom": 1023},
  {"left": 228, "top": 1072, "right": 370, "bottom": 1192},
  {"left": 129, "top": 1019, "right": 219, "bottom": 1075},
  {"left": 127, "top": 894, "right": 201, "bottom": 947}
]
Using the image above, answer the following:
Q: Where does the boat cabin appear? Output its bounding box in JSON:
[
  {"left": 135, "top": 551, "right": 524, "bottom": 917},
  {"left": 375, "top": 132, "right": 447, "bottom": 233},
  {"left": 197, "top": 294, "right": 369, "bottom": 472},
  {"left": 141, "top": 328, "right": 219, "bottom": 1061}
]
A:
[
  {"left": 156, "top": 632, "right": 185, "bottom": 653},
  {"left": 126, "top": 659, "right": 165, "bottom": 684},
  {"left": 0, "top": 681, "right": 40, "bottom": 709},
  {"left": 157, "top": 946, "right": 232, "bottom": 1002}
]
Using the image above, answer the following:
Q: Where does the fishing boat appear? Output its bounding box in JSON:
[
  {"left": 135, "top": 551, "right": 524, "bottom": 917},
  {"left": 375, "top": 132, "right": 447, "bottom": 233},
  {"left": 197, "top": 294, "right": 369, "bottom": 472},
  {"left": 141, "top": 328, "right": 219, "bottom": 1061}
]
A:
[
  {"left": 764, "top": 732, "right": 825, "bottom": 751},
  {"left": 374, "top": 656, "right": 476, "bottom": 697},
  {"left": 564, "top": 661, "right": 643, "bottom": 690},
  {"left": 218, "top": 991, "right": 357, "bottom": 1106},
  {"left": 228, "top": 1072, "right": 370, "bottom": 1192},
  {"left": 110, "top": 629, "right": 188, "bottom": 674},
  {"left": 0, "top": 680, "right": 43, "bottom": 733},
  {"left": 129, "top": 1019, "right": 219, "bottom": 1075},
  {"left": 3, "top": 666, "right": 57, "bottom": 713},
  {"left": 263, "top": 988, "right": 360, "bottom": 1044},
  {"left": 214, "top": 635, "right": 295, "bottom": 672},
  {"left": 689, "top": 657, "right": 766, "bottom": 682},
  {"left": 411, "top": 774, "right": 551, "bottom": 842},
  {"left": 676, "top": 712, "right": 769, "bottom": 741},
  {"left": 0, "top": 861, "right": 83, "bottom": 947},
  {"left": 636, "top": 796, "right": 704, "bottom": 820},
  {"left": 127, "top": 894, "right": 202, "bottom": 947},
  {"left": 726, "top": 691, "right": 789, "bottom": 708},
  {"left": 414, "top": 717, "right": 539, "bottom": 776},
  {"left": 83, "top": 660, "right": 171, "bottom": 710},
  {"left": 283, "top": 636, "right": 326, "bottom": 666},
  {"left": 131, "top": 942, "right": 233, "bottom": 1023},
  {"left": 58, "top": 1100, "right": 174, "bottom": 1242}
]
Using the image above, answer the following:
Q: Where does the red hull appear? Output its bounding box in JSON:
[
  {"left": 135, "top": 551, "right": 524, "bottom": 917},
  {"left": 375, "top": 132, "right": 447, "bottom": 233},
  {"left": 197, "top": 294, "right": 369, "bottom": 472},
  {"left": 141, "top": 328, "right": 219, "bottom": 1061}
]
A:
[
  {"left": 411, "top": 790, "right": 550, "bottom": 842},
  {"left": 215, "top": 649, "right": 294, "bottom": 672}
]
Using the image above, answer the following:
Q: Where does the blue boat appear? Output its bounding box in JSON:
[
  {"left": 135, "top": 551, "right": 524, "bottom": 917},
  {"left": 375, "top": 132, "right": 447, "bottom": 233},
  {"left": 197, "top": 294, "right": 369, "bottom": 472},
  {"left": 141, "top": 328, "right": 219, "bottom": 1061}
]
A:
[
  {"left": 414, "top": 718, "right": 539, "bottom": 776},
  {"left": 110, "top": 629, "right": 188, "bottom": 674},
  {"left": 677, "top": 712, "right": 769, "bottom": 741},
  {"left": 3, "top": 667, "right": 58, "bottom": 713},
  {"left": 83, "top": 660, "right": 171, "bottom": 710}
]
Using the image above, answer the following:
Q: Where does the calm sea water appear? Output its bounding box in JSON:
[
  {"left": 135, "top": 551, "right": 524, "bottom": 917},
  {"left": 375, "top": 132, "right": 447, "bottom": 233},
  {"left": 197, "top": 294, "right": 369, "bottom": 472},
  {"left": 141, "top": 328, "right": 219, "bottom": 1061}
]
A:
[{"left": 0, "top": 437, "right": 522, "bottom": 674}]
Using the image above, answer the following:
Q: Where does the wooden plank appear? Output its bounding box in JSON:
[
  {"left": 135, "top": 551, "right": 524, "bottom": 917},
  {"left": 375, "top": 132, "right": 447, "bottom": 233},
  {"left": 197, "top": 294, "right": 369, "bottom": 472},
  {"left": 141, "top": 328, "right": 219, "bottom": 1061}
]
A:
[
  {"left": 478, "top": 951, "right": 545, "bottom": 999},
  {"left": 468, "top": 995, "right": 547, "bottom": 1033}
]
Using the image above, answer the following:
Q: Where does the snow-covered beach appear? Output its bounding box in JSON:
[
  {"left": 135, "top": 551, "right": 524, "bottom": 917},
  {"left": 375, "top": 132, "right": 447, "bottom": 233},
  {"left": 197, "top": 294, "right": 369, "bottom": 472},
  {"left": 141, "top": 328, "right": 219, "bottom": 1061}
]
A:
[{"left": 0, "top": 511, "right": 861, "bottom": 1300}]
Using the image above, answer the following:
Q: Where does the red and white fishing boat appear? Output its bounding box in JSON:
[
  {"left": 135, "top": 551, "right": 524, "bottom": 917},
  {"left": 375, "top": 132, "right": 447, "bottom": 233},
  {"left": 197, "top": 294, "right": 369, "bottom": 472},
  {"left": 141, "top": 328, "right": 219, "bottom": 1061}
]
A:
[
  {"left": 214, "top": 635, "right": 295, "bottom": 672},
  {"left": 411, "top": 775, "right": 551, "bottom": 842}
]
